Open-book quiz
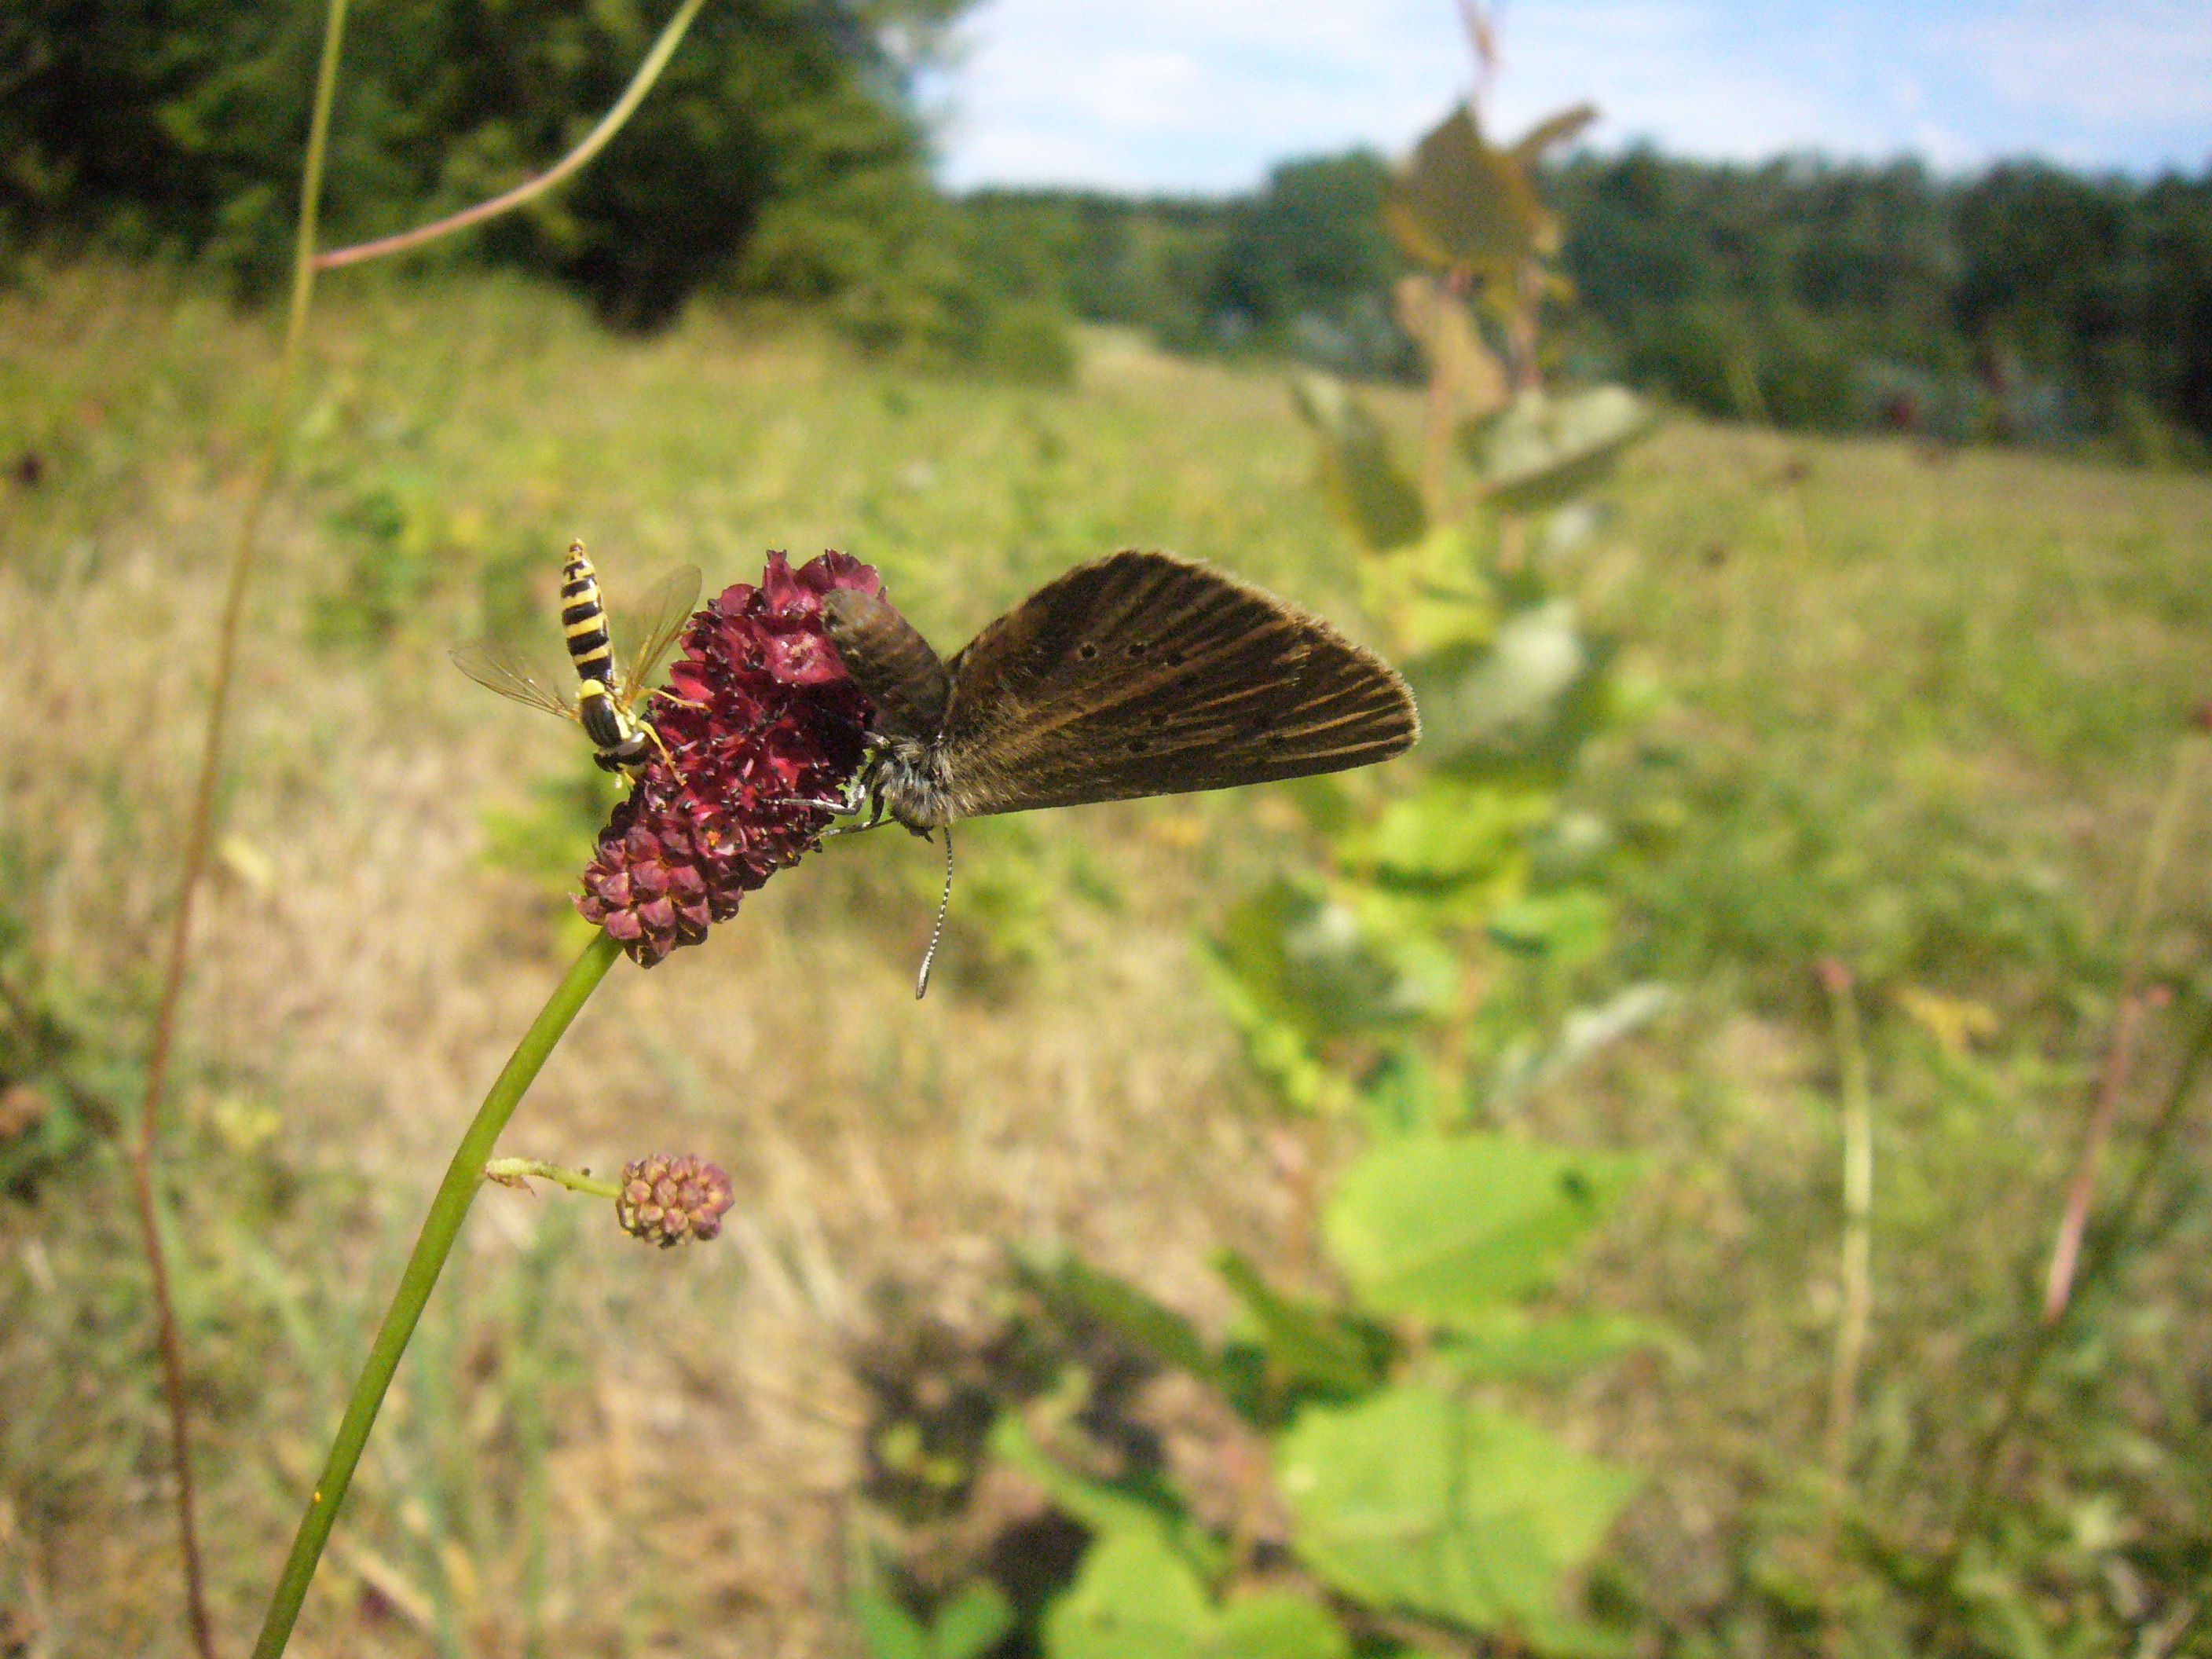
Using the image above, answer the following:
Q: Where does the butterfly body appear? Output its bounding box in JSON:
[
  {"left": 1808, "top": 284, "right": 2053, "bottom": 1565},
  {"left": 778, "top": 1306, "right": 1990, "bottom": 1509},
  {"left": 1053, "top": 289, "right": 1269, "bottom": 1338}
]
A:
[{"left": 820, "top": 550, "right": 1418, "bottom": 831}]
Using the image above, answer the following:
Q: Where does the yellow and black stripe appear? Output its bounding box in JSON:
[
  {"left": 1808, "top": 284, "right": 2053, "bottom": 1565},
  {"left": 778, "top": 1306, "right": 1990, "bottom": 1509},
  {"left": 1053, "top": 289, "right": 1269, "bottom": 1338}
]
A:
[{"left": 561, "top": 542, "right": 654, "bottom": 769}]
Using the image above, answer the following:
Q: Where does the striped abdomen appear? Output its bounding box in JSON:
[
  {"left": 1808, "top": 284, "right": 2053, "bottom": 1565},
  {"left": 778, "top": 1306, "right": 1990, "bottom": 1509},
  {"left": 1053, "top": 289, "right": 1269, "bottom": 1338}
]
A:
[{"left": 562, "top": 544, "right": 650, "bottom": 768}]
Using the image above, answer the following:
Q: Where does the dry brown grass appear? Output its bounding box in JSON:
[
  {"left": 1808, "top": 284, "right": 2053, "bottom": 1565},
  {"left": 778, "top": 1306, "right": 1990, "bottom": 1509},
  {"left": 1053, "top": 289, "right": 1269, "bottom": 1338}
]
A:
[
  {"left": 5, "top": 259, "right": 2210, "bottom": 1655},
  {"left": 0, "top": 262, "right": 1354, "bottom": 1655}
]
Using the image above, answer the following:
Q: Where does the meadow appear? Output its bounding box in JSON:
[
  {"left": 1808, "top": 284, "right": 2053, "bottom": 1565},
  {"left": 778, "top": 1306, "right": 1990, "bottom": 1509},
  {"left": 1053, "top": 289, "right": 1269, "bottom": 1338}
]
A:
[{"left": 2, "top": 259, "right": 2209, "bottom": 1655}]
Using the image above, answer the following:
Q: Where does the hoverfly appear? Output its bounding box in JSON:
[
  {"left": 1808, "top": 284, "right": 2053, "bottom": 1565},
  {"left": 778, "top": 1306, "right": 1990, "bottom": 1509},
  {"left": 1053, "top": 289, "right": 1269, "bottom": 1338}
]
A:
[{"left": 452, "top": 540, "right": 702, "bottom": 775}]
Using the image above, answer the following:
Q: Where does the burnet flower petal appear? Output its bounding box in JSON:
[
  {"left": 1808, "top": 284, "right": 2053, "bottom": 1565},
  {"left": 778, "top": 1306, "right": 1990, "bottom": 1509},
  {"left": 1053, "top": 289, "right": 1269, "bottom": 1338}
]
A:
[{"left": 576, "top": 550, "right": 878, "bottom": 967}]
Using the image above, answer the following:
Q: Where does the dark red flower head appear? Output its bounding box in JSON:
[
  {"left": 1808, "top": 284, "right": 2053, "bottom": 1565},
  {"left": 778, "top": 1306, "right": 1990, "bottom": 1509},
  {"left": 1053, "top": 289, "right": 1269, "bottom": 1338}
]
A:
[{"left": 577, "top": 551, "right": 879, "bottom": 965}]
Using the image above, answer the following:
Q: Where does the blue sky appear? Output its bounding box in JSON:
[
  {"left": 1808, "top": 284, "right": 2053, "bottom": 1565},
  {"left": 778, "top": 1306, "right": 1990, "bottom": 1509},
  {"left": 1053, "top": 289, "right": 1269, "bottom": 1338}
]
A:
[{"left": 922, "top": 0, "right": 2212, "bottom": 195}]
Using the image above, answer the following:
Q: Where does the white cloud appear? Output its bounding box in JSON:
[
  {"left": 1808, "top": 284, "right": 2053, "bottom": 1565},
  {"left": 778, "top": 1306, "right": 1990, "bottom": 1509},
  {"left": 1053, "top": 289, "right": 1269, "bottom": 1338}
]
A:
[
  {"left": 1484, "top": 0, "right": 1867, "bottom": 160},
  {"left": 929, "top": 0, "right": 1478, "bottom": 192},
  {"left": 1943, "top": 0, "right": 2212, "bottom": 126},
  {"left": 927, "top": 0, "right": 2212, "bottom": 193}
]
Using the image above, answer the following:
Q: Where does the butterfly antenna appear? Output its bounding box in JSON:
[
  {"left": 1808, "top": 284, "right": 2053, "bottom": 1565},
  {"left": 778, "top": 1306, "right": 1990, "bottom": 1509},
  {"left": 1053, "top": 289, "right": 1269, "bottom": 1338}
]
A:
[{"left": 914, "top": 826, "right": 953, "bottom": 1000}]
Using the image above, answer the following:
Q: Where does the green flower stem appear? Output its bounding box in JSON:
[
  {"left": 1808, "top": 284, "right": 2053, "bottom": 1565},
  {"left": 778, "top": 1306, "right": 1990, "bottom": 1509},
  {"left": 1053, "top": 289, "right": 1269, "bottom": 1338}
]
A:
[
  {"left": 485, "top": 1157, "right": 624, "bottom": 1200},
  {"left": 251, "top": 929, "right": 622, "bottom": 1658}
]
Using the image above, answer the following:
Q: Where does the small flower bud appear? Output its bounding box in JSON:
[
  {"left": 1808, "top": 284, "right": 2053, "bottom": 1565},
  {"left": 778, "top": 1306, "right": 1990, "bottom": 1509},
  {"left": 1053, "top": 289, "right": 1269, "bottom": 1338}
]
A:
[{"left": 614, "top": 1153, "right": 735, "bottom": 1247}]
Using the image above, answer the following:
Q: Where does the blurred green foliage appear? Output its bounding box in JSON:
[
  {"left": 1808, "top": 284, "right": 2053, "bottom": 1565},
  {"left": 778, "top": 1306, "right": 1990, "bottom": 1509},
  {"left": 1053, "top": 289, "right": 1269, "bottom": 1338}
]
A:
[
  {"left": 1, "top": 0, "right": 966, "bottom": 332},
  {"left": 851, "top": 1550, "right": 1013, "bottom": 1659},
  {"left": 1005, "top": 1126, "right": 1649, "bottom": 1658},
  {"left": 911, "top": 112, "right": 1670, "bottom": 1657}
]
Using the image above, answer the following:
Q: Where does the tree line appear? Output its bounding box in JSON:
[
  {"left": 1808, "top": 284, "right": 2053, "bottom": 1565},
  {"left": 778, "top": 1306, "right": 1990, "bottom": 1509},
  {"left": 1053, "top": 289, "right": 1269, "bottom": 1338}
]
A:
[
  {"left": 7, "top": 0, "right": 2207, "bottom": 452},
  {"left": 958, "top": 151, "right": 2212, "bottom": 456}
]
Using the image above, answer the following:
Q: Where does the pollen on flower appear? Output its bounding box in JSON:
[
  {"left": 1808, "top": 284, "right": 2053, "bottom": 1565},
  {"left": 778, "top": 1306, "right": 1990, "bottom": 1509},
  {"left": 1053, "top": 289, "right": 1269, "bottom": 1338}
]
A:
[
  {"left": 614, "top": 1153, "right": 736, "bottom": 1247},
  {"left": 576, "top": 550, "right": 880, "bottom": 966}
]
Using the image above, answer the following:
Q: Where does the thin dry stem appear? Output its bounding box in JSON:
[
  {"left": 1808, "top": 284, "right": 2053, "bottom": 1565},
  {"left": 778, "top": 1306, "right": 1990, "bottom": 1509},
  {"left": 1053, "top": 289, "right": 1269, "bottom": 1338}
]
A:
[
  {"left": 127, "top": 2, "right": 352, "bottom": 1650},
  {"left": 1821, "top": 958, "right": 1873, "bottom": 1482},
  {"left": 125, "top": 0, "right": 708, "bottom": 1635},
  {"left": 313, "top": 0, "right": 705, "bottom": 272},
  {"left": 1453, "top": 0, "right": 1498, "bottom": 122},
  {"left": 2042, "top": 734, "right": 2203, "bottom": 1321},
  {"left": 1934, "top": 990, "right": 2212, "bottom": 1631},
  {"left": 2042, "top": 987, "right": 2159, "bottom": 1322}
]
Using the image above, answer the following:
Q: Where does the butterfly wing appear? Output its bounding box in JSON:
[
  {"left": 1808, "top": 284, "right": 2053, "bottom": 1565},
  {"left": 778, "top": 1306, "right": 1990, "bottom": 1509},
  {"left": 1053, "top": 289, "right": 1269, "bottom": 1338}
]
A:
[
  {"left": 613, "top": 563, "right": 704, "bottom": 708},
  {"left": 450, "top": 640, "right": 583, "bottom": 724},
  {"left": 935, "top": 550, "right": 1418, "bottom": 818}
]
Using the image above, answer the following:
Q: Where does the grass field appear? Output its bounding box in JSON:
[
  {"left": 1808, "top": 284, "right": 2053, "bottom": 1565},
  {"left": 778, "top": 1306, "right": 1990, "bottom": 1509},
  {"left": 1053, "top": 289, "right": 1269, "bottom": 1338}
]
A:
[{"left": 3, "top": 259, "right": 2210, "bottom": 1656}]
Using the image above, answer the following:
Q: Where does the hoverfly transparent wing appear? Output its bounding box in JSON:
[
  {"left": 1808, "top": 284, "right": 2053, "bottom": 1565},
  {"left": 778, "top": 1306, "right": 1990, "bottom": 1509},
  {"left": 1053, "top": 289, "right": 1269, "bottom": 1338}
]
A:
[
  {"left": 613, "top": 564, "right": 704, "bottom": 709},
  {"left": 449, "top": 639, "right": 584, "bottom": 725}
]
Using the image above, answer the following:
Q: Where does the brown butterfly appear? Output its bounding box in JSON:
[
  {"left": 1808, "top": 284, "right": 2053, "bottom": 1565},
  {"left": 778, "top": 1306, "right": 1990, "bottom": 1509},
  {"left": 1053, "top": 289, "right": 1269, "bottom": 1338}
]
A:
[{"left": 815, "top": 549, "right": 1419, "bottom": 994}]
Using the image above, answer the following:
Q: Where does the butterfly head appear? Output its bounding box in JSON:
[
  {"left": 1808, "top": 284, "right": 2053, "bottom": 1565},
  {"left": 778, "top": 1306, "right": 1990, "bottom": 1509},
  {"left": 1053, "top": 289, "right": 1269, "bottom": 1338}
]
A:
[
  {"left": 819, "top": 588, "right": 964, "bottom": 831},
  {"left": 860, "top": 734, "right": 959, "bottom": 833}
]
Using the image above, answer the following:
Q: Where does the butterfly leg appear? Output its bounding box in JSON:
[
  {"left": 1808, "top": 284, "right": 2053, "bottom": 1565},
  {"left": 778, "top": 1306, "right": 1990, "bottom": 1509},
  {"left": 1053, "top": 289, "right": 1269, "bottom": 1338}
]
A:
[{"left": 764, "top": 750, "right": 883, "bottom": 833}]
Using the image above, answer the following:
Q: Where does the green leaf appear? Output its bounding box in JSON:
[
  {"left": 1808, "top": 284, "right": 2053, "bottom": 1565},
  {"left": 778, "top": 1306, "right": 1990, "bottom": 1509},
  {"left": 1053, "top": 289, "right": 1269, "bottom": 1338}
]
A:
[
  {"left": 990, "top": 1413, "right": 1224, "bottom": 1582},
  {"left": 851, "top": 1579, "right": 930, "bottom": 1659},
  {"left": 1402, "top": 601, "right": 1589, "bottom": 764},
  {"left": 1043, "top": 1532, "right": 1350, "bottom": 1659},
  {"left": 1044, "top": 1530, "right": 1211, "bottom": 1659},
  {"left": 1019, "top": 1249, "right": 1223, "bottom": 1384},
  {"left": 1355, "top": 776, "right": 1551, "bottom": 892},
  {"left": 1201, "top": 1591, "right": 1352, "bottom": 1659},
  {"left": 1276, "top": 1384, "right": 1640, "bottom": 1654},
  {"left": 931, "top": 1582, "right": 1016, "bottom": 1659},
  {"left": 1214, "top": 1249, "right": 1387, "bottom": 1401},
  {"left": 1486, "top": 888, "right": 1613, "bottom": 963},
  {"left": 1357, "top": 521, "right": 1496, "bottom": 656},
  {"left": 1431, "top": 1308, "right": 1670, "bottom": 1381},
  {"left": 1322, "top": 1133, "right": 1639, "bottom": 1319},
  {"left": 989, "top": 1414, "right": 1186, "bottom": 1550},
  {"left": 1510, "top": 104, "right": 1601, "bottom": 165},
  {"left": 1383, "top": 104, "right": 1551, "bottom": 277},
  {"left": 1207, "top": 877, "right": 1419, "bottom": 1042},
  {"left": 1460, "top": 386, "right": 1654, "bottom": 513},
  {"left": 1291, "top": 373, "right": 1427, "bottom": 552},
  {"left": 1393, "top": 274, "right": 1508, "bottom": 423},
  {"left": 1198, "top": 950, "right": 1337, "bottom": 1112},
  {"left": 848, "top": 1540, "right": 931, "bottom": 1659}
]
